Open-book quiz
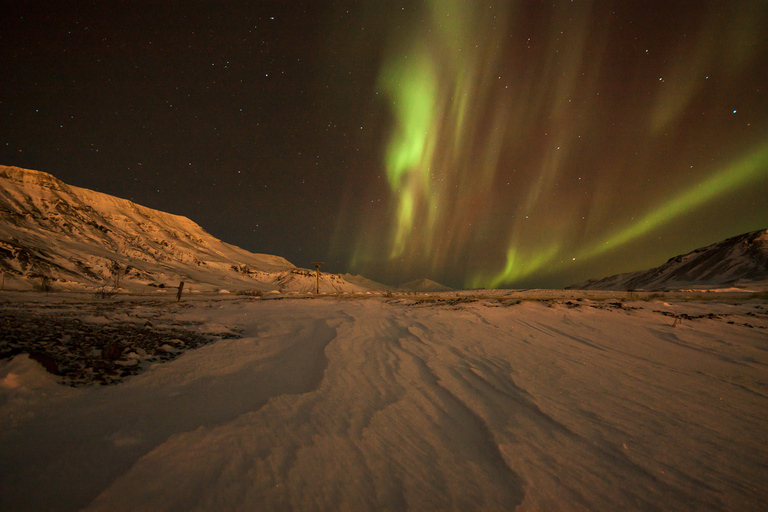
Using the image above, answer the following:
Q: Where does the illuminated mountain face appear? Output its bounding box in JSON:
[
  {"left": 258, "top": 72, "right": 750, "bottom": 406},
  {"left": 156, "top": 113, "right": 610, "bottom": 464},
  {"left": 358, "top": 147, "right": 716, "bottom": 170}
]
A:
[
  {"left": 343, "top": 1, "right": 768, "bottom": 289},
  {"left": 0, "top": 166, "right": 375, "bottom": 294}
]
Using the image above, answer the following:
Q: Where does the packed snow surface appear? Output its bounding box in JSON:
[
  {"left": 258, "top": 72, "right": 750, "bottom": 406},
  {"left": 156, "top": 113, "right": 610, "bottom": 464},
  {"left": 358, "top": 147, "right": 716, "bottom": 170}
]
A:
[{"left": 1, "top": 290, "right": 767, "bottom": 511}]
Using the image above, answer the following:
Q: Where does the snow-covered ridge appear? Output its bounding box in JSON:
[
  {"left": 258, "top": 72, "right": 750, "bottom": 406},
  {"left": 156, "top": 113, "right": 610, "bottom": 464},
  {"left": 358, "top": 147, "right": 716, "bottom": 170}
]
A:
[
  {"left": 569, "top": 228, "right": 768, "bottom": 291},
  {"left": 0, "top": 165, "right": 373, "bottom": 293},
  {"left": 398, "top": 277, "right": 453, "bottom": 292}
]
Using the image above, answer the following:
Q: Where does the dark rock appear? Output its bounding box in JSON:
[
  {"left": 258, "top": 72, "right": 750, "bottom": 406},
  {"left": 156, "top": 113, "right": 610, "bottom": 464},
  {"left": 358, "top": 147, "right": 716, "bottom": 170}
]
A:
[
  {"left": 102, "top": 342, "right": 123, "bottom": 360},
  {"left": 0, "top": 305, "right": 240, "bottom": 387},
  {"left": 29, "top": 351, "right": 59, "bottom": 375}
]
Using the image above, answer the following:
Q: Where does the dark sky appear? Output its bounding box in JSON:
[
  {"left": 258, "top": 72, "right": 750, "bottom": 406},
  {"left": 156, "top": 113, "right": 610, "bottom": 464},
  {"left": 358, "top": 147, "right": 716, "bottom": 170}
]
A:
[{"left": 2, "top": 1, "right": 767, "bottom": 289}]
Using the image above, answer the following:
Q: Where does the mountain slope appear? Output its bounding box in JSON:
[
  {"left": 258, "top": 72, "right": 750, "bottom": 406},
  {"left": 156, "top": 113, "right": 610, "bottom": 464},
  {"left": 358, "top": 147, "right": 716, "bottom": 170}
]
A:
[
  {"left": 568, "top": 229, "right": 768, "bottom": 291},
  {"left": 398, "top": 278, "right": 454, "bottom": 293},
  {"left": 0, "top": 165, "right": 371, "bottom": 293}
]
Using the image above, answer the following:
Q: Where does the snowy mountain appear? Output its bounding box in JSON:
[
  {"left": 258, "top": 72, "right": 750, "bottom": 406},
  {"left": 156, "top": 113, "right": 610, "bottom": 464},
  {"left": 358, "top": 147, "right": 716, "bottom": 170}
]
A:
[
  {"left": 0, "top": 165, "right": 374, "bottom": 294},
  {"left": 569, "top": 228, "right": 768, "bottom": 291},
  {"left": 398, "top": 278, "right": 454, "bottom": 293},
  {"left": 341, "top": 273, "right": 393, "bottom": 291}
]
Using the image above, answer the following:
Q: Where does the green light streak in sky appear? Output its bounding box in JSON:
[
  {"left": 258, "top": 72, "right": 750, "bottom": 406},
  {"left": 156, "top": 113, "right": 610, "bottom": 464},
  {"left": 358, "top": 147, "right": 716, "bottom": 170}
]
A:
[
  {"left": 346, "top": 1, "right": 767, "bottom": 290},
  {"left": 393, "top": 190, "right": 415, "bottom": 257},
  {"left": 379, "top": 50, "right": 437, "bottom": 191},
  {"left": 577, "top": 141, "right": 768, "bottom": 261},
  {"left": 476, "top": 141, "right": 768, "bottom": 288},
  {"left": 373, "top": 1, "right": 507, "bottom": 264},
  {"left": 378, "top": 49, "right": 437, "bottom": 258},
  {"left": 470, "top": 243, "right": 561, "bottom": 289}
]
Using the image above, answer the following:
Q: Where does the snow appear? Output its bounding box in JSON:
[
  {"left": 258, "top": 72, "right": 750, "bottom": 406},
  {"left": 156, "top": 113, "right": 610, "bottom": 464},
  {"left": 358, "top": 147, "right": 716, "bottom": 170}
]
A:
[
  {"left": 1, "top": 291, "right": 767, "bottom": 511},
  {"left": 0, "top": 166, "right": 380, "bottom": 294}
]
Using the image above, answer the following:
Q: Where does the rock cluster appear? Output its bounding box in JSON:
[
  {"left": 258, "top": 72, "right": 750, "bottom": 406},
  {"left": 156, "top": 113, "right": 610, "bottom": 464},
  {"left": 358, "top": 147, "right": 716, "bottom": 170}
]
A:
[{"left": 0, "top": 302, "right": 241, "bottom": 386}]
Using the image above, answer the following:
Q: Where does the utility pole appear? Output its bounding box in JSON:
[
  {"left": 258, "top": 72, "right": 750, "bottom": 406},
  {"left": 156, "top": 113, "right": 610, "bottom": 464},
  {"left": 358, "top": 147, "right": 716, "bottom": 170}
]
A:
[{"left": 310, "top": 262, "right": 325, "bottom": 294}]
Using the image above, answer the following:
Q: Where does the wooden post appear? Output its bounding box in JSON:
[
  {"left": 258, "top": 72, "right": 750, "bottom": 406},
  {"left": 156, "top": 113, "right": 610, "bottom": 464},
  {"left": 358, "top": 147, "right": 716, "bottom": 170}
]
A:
[
  {"left": 177, "top": 281, "right": 185, "bottom": 302},
  {"left": 310, "top": 262, "right": 325, "bottom": 294}
]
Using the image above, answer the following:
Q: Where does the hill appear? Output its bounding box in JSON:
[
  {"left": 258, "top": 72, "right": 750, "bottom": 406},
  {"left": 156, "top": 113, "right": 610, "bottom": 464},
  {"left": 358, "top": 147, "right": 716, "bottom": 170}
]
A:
[
  {"left": 568, "top": 228, "right": 768, "bottom": 291},
  {"left": 398, "top": 278, "right": 454, "bottom": 293},
  {"left": 0, "top": 165, "right": 372, "bottom": 294}
]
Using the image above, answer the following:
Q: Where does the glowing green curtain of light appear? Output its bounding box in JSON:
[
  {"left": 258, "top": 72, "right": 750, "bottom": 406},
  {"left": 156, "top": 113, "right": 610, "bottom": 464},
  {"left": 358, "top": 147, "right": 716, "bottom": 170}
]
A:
[
  {"left": 474, "top": 141, "right": 768, "bottom": 288},
  {"left": 577, "top": 141, "right": 768, "bottom": 260},
  {"left": 378, "top": 49, "right": 437, "bottom": 257},
  {"left": 470, "top": 243, "right": 561, "bottom": 289}
]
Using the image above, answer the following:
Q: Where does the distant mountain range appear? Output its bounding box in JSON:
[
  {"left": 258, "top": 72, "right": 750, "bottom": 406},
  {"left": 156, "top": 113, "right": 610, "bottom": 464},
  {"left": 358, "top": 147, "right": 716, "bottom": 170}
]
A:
[
  {"left": 568, "top": 228, "right": 768, "bottom": 291},
  {"left": 398, "top": 278, "right": 454, "bottom": 293},
  {"left": 0, "top": 166, "right": 379, "bottom": 294},
  {"left": 4, "top": 166, "right": 764, "bottom": 294}
]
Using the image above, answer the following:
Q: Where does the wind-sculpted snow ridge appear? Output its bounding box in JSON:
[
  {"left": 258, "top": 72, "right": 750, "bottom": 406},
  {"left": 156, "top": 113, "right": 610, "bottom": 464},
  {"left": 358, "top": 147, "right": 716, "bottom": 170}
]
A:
[
  {"left": 1, "top": 293, "right": 767, "bottom": 511},
  {"left": 570, "top": 228, "right": 768, "bottom": 291},
  {"left": 0, "top": 166, "right": 376, "bottom": 293}
]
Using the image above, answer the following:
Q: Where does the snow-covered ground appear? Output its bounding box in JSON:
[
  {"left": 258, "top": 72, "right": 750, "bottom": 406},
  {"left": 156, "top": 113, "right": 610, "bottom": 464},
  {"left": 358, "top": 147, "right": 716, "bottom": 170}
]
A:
[{"left": 1, "top": 290, "right": 767, "bottom": 511}]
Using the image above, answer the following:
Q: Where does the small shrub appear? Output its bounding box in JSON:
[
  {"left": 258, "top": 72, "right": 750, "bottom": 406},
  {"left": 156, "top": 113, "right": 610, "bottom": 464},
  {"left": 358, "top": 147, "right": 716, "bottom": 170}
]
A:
[
  {"left": 237, "top": 289, "right": 263, "bottom": 297},
  {"left": 94, "top": 286, "right": 117, "bottom": 299},
  {"left": 34, "top": 276, "right": 53, "bottom": 294}
]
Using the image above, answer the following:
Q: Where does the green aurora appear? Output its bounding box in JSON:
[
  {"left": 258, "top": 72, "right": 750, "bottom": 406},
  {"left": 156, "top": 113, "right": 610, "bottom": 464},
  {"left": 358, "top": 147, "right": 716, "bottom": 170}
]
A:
[
  {"left": 470, "top": 141, "right": 768, "bottom": 288},
  {"left": 340, "top": 0, "right": 768, "bottom": 289}
]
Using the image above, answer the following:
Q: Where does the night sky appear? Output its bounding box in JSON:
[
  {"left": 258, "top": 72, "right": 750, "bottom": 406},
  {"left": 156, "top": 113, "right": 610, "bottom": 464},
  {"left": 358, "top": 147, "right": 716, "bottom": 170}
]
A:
[{"left": 2, "top": 1, "right": 767, "bottom": 289}]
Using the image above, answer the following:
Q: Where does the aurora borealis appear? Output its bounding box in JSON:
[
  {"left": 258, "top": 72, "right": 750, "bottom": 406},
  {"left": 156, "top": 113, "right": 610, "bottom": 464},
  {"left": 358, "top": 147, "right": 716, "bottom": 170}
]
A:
[
  {"left": 2, "top": 1, "right": 767, "bottom": 289},
  {"left": 339, "top": 0, "right": 768, "bottom": 288}
]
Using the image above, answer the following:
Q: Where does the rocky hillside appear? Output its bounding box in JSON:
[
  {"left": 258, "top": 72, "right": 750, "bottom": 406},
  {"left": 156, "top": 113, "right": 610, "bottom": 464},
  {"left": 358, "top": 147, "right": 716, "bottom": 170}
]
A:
[
  {"left": 0, "top": 165, "right": 373, "bottom": 294},
  {"left": 398, "top": 278, "right": 454, "bottom": 293},
  {"left": 569, "top": 228, "right": 768, "bottom": 291}
]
